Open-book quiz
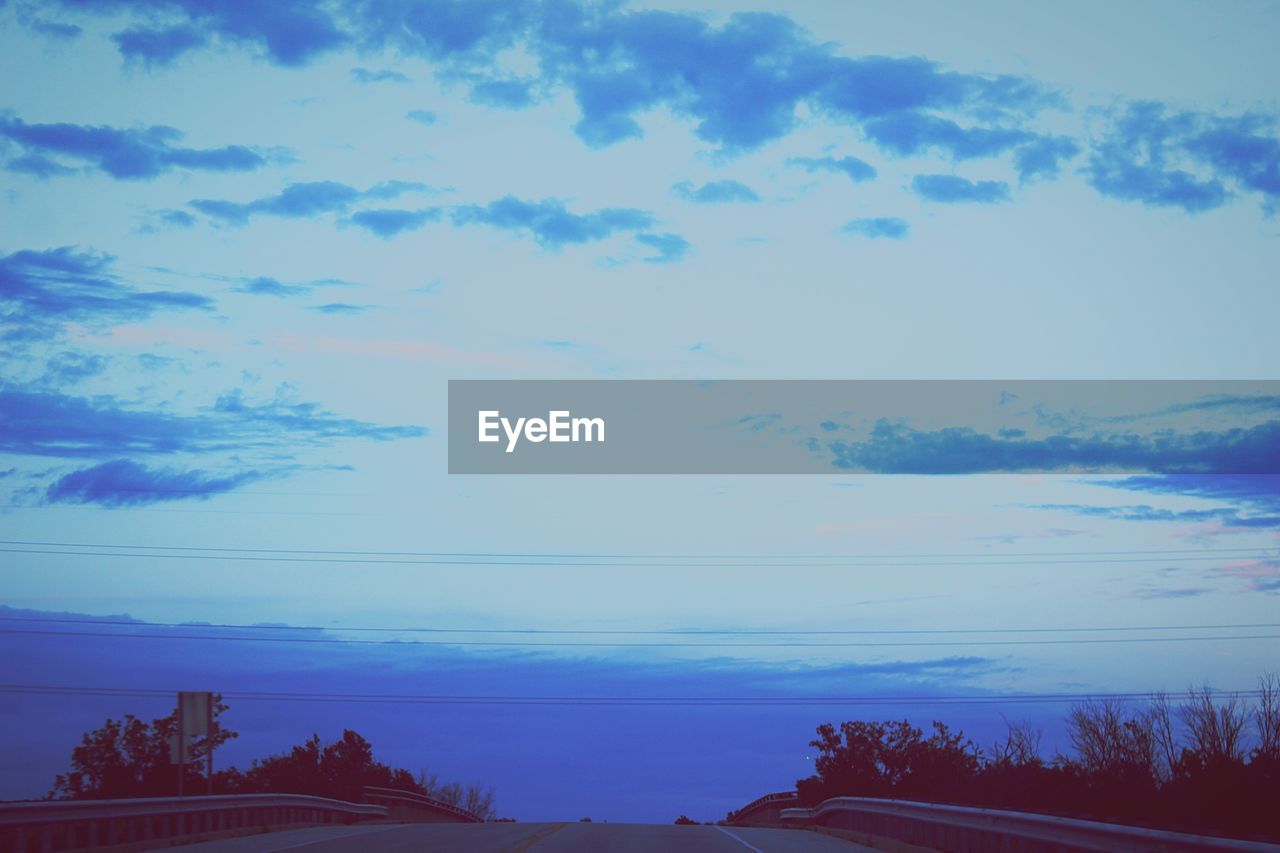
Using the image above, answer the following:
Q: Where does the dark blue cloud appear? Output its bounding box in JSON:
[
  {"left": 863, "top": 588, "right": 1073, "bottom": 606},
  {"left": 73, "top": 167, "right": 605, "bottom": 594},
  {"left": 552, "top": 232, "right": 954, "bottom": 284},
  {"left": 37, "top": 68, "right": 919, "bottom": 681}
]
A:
[
  {"left": 350, "top": 66, "right": 410, "bottom": 84},
  {"left": 671, "top": 179, "right": 760, "bottom": 203},
  {"left": 190, "top": 180, "right": 428, "bottom": 225},
  {"left": 348, "top": 207, "right": 442, "bottom": 238},
  {"left": 0, "top": 114, "right": 268, "bottom": 180},
  {"left": 911, "top": 174, "right": 1011, "bottom": 203},
  {"left": 1014, "top": 136, "right": 1080, "bottom": 183},
  {"left": 786, "top": 155, "right": 876, "bottom": 183},
  {"left": 45, "top": 459, "right": 269, "bottom": 507},
  {"left": 1084, "top": 101, "right": 1280, "bottom": 213},
  {"left": 841, "top": 217, "right": 908, "bottom": 239},
  {"left": 111, "top": 25, "right": 206, "bottom": 65},
  {"left": 451, "top": 196, "right": 655, "bottom": 249},
  {"left": 406, "top": 109, "right": 438, "bottom": 126},
  {"left": 1094, "top": 475, "right": 1280, "bottom": 529},
  {"left": 635, "top": 232, "right": 691, "bottom": 264},
  {"left": 827, "top": 420, "right": 1280, "bottom": 474},
  {"left": 58, "top": 0, "right": 349, "bottom": 67},
  {"left": 0, "top": 385, "right": 425, "bottom": 460},
  {"left": 0, "top": 247, "right": 213, "bottom": 342},
  {"left": 862, "top": 113, "right": 1032, "bottom": 160}
]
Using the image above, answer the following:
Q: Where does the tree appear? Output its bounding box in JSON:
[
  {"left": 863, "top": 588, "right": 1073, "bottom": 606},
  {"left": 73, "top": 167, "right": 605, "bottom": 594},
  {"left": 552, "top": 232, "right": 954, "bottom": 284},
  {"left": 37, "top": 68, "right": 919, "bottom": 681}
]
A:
[{"left": 51, "top": 696, "right": 237, "bottom": 800}]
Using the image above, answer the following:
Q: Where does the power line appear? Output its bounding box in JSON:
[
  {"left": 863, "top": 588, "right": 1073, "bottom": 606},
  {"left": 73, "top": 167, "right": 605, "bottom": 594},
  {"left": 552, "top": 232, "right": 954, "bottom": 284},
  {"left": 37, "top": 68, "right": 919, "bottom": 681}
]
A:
[
  {"left": 4, "top": 615, "right": 1279, "bottom": 637},
  {"left": 0, "top": 684, "right": 1264, "bottom": 707},
  {"left": 1, "top": 546, "right": 1272, "bottom": 568},
  {"left": 1, "top": 539, "right": 1273, "bottom": 560},
  {"left": 3, "top": 627, "right": 1278, "bottom": 648}
]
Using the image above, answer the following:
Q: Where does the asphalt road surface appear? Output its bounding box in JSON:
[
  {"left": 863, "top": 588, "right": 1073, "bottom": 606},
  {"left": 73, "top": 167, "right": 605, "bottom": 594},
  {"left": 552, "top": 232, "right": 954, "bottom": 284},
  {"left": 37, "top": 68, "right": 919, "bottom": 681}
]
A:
[{"left": 181, "top": 822, "right": 875, "bottom": 851}]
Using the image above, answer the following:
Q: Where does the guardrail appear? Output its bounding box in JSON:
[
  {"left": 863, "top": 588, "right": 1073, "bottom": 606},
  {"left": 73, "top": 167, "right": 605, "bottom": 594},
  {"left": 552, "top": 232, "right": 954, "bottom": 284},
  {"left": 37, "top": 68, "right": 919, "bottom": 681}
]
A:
[
  {"left": 779, "top": 796, "right": 1280, "bottom": 852},
  {"left": 727, "top": 791, "right": 798, "bottom": 826},
  {"left": 0, "top": 793, "right": 387, "bottom": 853},
  {"left": 362, "top": 787, "right": 484, "bottom": 823}
]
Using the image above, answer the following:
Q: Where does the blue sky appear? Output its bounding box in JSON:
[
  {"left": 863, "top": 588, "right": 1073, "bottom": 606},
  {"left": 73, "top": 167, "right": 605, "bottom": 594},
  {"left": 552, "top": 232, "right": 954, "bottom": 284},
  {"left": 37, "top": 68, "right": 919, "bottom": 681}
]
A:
[{"left": 1, "top": 0, "right": 1279, "bottom": 822}]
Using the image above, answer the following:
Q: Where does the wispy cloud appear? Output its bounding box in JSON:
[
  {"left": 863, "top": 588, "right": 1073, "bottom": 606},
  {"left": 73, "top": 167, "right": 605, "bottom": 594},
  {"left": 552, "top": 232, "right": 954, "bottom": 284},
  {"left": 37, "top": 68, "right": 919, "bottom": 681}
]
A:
[
  {"left": 45, "top": 459, "right": 274, "bottom": 507},
  {"left": 0, "top": 247, "right": 213, "bottom": 343}
]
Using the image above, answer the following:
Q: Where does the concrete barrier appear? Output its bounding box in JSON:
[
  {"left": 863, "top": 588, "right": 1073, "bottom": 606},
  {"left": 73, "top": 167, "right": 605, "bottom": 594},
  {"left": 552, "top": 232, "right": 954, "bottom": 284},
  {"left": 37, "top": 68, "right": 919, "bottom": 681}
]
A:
[
  {"left": 0, "top": 793, "right": 387, "bottom": 852},
  {"left": 780, "top": 796, "right": 1280, "bottom": 852}
]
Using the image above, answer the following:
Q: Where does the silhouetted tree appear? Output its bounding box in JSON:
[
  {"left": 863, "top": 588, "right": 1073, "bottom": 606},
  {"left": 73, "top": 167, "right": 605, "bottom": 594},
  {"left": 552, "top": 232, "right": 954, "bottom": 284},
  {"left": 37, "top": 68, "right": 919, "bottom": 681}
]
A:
[{"left": 50, "top": 696, "right": 237, "bottom": 799}]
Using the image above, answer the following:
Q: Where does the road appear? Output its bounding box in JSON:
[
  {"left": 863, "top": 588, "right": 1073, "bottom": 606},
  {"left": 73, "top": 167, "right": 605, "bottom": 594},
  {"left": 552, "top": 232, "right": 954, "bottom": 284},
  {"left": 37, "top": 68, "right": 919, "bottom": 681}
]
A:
[{"left": 181, "top": 822, "right": 874, "bottom": 851}]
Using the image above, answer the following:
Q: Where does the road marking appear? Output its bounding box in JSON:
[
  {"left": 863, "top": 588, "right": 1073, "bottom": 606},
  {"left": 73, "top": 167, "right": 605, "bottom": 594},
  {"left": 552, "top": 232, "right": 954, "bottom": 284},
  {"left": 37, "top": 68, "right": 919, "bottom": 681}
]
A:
[
  {"left": 260, "top": 823, "right": 408, "bottom": 851},
  {"left": 508, "top": 822, "right": 567, "bottom": 851},
  {"left": 715, "top": 826, "right": 766, "bottom": 852}
]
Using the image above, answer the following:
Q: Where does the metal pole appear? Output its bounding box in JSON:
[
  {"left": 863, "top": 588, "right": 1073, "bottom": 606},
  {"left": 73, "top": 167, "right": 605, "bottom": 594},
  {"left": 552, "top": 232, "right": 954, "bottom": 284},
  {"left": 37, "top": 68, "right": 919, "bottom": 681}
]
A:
[
  {"left": 206, "top": 694, "right": 214, "bottom": 794},
  {"left": 177, "top": 705, "right": 184, "bottom": 798}
]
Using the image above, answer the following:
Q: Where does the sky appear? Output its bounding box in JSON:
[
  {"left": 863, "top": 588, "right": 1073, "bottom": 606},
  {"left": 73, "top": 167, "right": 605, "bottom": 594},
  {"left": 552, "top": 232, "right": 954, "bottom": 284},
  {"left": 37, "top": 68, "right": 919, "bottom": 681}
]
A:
[{"left": 1, "top": 0, "right": 1279, "bottom": 823}]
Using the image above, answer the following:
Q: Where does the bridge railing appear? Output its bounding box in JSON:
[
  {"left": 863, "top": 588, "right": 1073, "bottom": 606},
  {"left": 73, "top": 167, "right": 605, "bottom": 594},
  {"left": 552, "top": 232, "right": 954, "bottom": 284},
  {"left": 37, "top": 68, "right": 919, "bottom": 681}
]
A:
[
  {"left": 0, "top": 793, "right": 387, "bottom": 853},
  {"left": 779, "top": 796, "right": 1280, "bottom": 852},
  {"left": 726, "top": 790, "right": 798, "bottom": 826},
  {"left": 362, "top": 786, "right": 484, "bottom": 823}
]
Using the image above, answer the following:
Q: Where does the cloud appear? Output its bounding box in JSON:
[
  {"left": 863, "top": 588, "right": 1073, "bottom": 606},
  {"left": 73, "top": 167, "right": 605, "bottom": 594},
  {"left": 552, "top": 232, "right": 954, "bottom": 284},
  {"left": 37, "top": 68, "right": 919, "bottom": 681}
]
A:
[
  {"left": 671, "top": 179, "right": 760, "bottom": 203},
  {"left": 827, "top": 419, "right": 1280, "bottom": 474},
  {"left": 0, "top": 114, "right": 268, "bottom": 180},
  {"left": 1213, "top": 558, "right": 1280, "bottom": 594},
  {"left": 406, "top": 109, "right": 438, "bottom": 126},
  {"left": 42, "top": 351, "right": 110, "bottom": 384},
  {"left": 65, "top": 0, "right": 349, "bottom": 67},
  {"left": 862, "top": 113, "right": 1033, "bottom": 160},
  {"left": 841, "top": 217, "right": 908, "bottom": 239},
  {"left": 61, "top": 2, "right": 1055, "bottom": 161},
  {"left": 21, "top": 15, "right": 82, "bottom": 40},
  {"left": 636, "top": 232, "right": 691, "bottom": 264},
  {"left": 0, "top": 385, "right": 425, "bottom": 460},
  {"left": 1014, "top": 136, "right": 1080, "bottom": 183},
  {"left": 44, "top": 459, "right": 271, "bottom": 506},
  {"left": 111, "top": 25, "right": 206, "bottom": 66},
  {"left": 451, "top": 196, "right": 655, "bottom": 249},
  {"left": 468, "top": 78, "right": 536, "bottom": 108},
  {"left": 786, "top": 155, "right": 876, "bottom": 183},
  {"left": 1084, "top": 101, "right": 1280, "bottom": 213},
  {"left": 232, "top": 277, "right": 311, "bottom": 297},
  {"left": 0, "top": 246, "right": 213, "bottom": 342},
  {"left": 1106, "top": 474, "right": 1280, "bottom": 513},
  {"left": 311, "top": 303, "right": 369, "bottom": 315},
  {"left": 190, "top": 180, "right": 429, "bottom": 225},
  {"left": 911, "top": 174, "right": 1011, "bottom": 203},
  {"left": 350, "top": 66, "right": 410, "bottom": 84},
  {"left": 348, "top": 207, "right": 442, "bottom": 238}
]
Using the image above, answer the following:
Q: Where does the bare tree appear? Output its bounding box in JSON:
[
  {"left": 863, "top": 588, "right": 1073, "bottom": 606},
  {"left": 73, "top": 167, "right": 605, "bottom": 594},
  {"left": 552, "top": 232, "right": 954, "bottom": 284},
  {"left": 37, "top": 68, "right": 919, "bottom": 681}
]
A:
[
  {"left": 1255, "top": 673, "right": 1280, "bottom": 760},
  {"left": 1180, "top": 685, "right": 1248, "bottom": 764},
  {"left": 989, "top": 716, "right": 1042, "bottom": 767},
  {"left": 1067, "top": 698, "right": 1156, "bottom": 778},
  {"left": 1147, "top": 691, "right": 1180, "bottom": 782}
]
